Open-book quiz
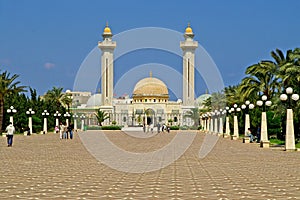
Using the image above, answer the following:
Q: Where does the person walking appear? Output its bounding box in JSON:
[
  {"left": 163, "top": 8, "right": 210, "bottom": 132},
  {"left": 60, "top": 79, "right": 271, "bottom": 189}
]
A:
[{"left": 5, "top": 122, "right": 15, "bottom": 147}]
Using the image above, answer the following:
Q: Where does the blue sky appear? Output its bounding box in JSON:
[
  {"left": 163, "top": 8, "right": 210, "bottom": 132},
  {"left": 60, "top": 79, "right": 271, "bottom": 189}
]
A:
[{"left": 1, "top": 0, "right": 300, "bottom": 98}]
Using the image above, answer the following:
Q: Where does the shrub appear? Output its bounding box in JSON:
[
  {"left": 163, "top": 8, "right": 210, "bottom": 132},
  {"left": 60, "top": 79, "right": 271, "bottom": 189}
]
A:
[{"left": 87, "top": 125, "right": 122, "bottom": 130}]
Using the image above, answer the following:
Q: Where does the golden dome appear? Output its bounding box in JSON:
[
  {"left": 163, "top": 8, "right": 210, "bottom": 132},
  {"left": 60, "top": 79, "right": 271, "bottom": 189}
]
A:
[
  {"left": 104, "top": 26, "right": 111, "bottom": 33},
  {"left": 133, "top": 77, "right": 169, "bottom": 98},
  {"left": 103, "top": 22, "right": 112, "bottom": 34},
  {"left": 185, "top": 23, "right": 193, "bottom": 34}
]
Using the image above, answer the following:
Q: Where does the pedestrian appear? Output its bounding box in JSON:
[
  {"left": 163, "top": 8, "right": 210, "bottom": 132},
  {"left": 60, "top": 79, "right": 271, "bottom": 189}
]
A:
[
  {"left": 68, "top": 123, "right": 74, "bottom": 139},
  {"left": 5, "top": 122, "right": 15, "bottom": 147},
  {"left": 150, "top": 123, "right": 154, "bottom": 133},
  {"left": 246, "top": 128, "right": 254, "bottom": 143},
  {"left": 157, "top": 123, "right": 161, "bottom": 133},
  {"left": 257, "top": 126, "right": 261, "bottom": 143},
  {"left": 143, "top": 123, "right": 146, "bottom": 133}
]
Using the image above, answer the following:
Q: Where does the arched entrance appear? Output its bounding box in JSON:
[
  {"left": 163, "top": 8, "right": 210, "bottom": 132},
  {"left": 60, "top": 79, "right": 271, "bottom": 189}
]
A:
[{"left": 144, "top": 108, "right": 155, "bottom": 126}]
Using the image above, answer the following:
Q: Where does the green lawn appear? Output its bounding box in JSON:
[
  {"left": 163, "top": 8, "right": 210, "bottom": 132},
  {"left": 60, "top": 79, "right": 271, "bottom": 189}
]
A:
[{"left": 270, "top": 138, "right": 300, "bottom": 148}]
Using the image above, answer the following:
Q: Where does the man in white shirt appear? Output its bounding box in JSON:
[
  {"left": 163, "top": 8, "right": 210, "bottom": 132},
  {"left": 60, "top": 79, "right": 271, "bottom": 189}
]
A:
[{"left": 5, "top": 122, "right": 15, "bottom": 147}]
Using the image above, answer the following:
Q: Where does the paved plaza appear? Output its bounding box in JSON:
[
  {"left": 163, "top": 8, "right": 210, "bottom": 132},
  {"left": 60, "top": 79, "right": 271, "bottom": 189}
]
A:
[{"left": 0, "top": 131, "right": 299, "bottom": 199}]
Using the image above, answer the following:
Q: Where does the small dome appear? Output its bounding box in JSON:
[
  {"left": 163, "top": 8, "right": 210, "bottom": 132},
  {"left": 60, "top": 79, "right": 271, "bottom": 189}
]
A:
[
  {"left": 104, "top": 26, "right": 111, "bottom": 33},
  {"left": 133, "top": 77, "right": 169, "bottom": 98},
  {"left": 196, "top": 94, "right": 211, "bottom": 105},
  {"left": 86, "top": 94, "right": 102, "bottom": 107},
  {"left": 185, "top": 23, "right": 193, "bottom": 34}
]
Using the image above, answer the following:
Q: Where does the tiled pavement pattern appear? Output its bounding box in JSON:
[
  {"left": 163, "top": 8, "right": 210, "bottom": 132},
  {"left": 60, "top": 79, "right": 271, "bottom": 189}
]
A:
[{"left": 0, "top": 131, "right": 299, "bottom": 199}]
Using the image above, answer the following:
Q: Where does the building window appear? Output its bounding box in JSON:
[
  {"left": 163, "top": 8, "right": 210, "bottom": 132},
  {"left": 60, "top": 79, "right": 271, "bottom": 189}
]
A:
[
  {"left": 174, "top": 117, "right": 178, "bottom": 122},
  {"left": 153, "top": 99, "right": 156, "bottom": 102},
  {"left": 145, "top": 99, "right": 147, "bottom": 102}
]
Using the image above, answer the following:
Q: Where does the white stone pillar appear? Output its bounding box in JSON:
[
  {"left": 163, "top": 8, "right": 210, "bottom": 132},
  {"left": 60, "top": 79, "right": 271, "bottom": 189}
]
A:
[
  {"left": 285, "top": 109, "right": 295, "bottom": 151},
  {"left": 219, "top": 117, "right": 223, "bottom": 136},
  {"left": 9, "top": 116, "right": 13, "bottom": 125},
  {"left": 66, "top": 118, "right": 69, "bottom": 127},
  {"left": 74, "top": 119, "right": 77, "bottom": 131},
  {"left": 260, "top": 112, "right": 269, "bottom": 148},
  {"left": 214, "top": 117, "right": 218, "bottom": 134},
  {"left": 225, "top": 116, "right": 230, "bottom": 137},
  {"left": 81, "top": 119, "right": 85, "bottom": 131},
  {"left": 43, "top": 118, "right": 47, "bottom": 134},
  {"left": 55, "top": 118, "right": 59, "bottom": 127},
  {"left": 245, "top": 114, "right": 250, "bottom": 135},
  {"left": 233, "top": 115, "right": 239, "bottom": 140},
  {"left": 28, "top": 116, "right": 33, "bottom": 134}
]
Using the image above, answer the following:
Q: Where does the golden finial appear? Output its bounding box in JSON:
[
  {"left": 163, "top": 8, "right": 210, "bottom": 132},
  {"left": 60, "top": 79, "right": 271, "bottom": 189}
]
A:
[
  {"left": 185, "top": 22, "right": 193, "bottom": 34},
  {"left": 106, "top": 21, "right": 109, "bottom": 27},
  {"left": 150, "top": 71, "right": 153, "bottom": 78}
]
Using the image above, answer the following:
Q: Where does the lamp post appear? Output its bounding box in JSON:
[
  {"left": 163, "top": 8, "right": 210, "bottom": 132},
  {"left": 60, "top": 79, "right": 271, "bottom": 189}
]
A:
[
  {"left": 64, "top": 112, "right": 71, "bottom": 127},
  {"left": 218, "top": 109, "right": 224, "bottom": 136},
  {"left": 231, "top": 104, "right": 241, "bottom": 140},
  {"left": 26, "top": 108, "right": 35, "bottom": 135},
  {"left": 214, "top": 110, "right": 219, "bottom": 135},
  {"left": 280, "top": 87, "right": 299, "bottom": 151},
  {"left": 54, "top": 111, "right": 61, "bottom": 127},
  {"left": 42, "top": 110, "right": 49, "bottom": 134},
  {"left": 256, "top": 95, "right": 272, "bottom": 148},
  {"left": 224, "top": 107, "right": 230, "bottom": 138},
  {"left": 7, "top": 106, "right": 17, "bottom": 125},
  {"left": 73, "top": 113, "right": 78, "bottom": 131},
  {"left": 241, "top": 101, "right": 255, "bottom": 137},
  {"left": 80, "top": 114, "right": 86, "bottom": 131},
  {"left": 209, "top": 112, "right": 214, "bottom": 134}
]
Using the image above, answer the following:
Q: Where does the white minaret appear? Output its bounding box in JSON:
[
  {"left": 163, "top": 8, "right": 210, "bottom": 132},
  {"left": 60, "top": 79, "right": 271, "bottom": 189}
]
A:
[
  {"left": 98, "top": 23, "right": 116, "bottom": 108},
  {"left": 180, "top": 23, "right": 198, "bottom": 106}
]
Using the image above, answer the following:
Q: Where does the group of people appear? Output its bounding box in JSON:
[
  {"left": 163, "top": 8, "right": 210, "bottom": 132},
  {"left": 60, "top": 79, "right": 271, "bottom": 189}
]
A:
[
  {"left": 142, "top": 123, "right": 170, "bottom": 133},
  {"left": 246, "top": 127, "right": 261, "bottom": 143},
  {"left": 56, "top": 122, "right": 74, "bottom": 140}
]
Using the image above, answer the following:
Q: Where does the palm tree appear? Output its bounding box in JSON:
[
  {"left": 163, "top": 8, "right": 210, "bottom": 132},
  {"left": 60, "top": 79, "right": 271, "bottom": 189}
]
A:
[
  {"left": 277, "top": 48, "right": 300, "bottom": 92},
  {"left": 184, "top": 107, "right": 200, "bottom": 127},
  {"left": 0, "top": 71, "right": 27, "bottom": 131},
  {"left": 44, "top": 87, "right": 71, "bottom": 110},
  {"left": 239, "top": 60, "right": 279, "bottom": 100},
  {"left": 95, "top": 110, "right": 110, "bottom": 126}
]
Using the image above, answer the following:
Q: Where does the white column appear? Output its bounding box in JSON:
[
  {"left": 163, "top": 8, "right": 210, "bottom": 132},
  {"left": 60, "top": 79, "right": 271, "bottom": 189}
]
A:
[
  {"left": 66, "top": 119, "right": 69, "bottom": 127},
  {"left": 43, "top": 118, "right": 47, "bottom": 133},
  {"left": 244, "top": 114, "right": 250, "bottom": 135},
  {"left": 260, "top": 112, "right": 269, "bottom": 148},
  {"left": 285, "top": 109, "right": 295, "bottom": 150},
  {"left": 9, "top": 116, "right": 13, "bottom": 125},
  {"left": 29, "top": 117, "right": 33, "bottom": 134},
  {"left": 74, "top": 119, "right": 77, "bottom": 131},
  {"left": 81, "top": 119, "right": 85, "bottom": 131},
  {"left": 214, "top": 117, "right": 218, "bottom": 134},
  {"left": 233, "top": 115, "right": 239, "bottom": 140},
  {"left": 55, "top": 118, "right": 59, "bottom": 127},
  {"left": 225, "top": 116, "right": 230, "bottom": 137},
  {"left": 219, "top": 117, "right": 223, "bottom": 135}
]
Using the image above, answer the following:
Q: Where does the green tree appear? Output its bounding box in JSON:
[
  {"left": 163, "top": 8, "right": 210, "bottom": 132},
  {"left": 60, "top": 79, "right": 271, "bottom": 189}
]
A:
[
  {"left": 184, "top": 107, "right": 200, "bottom": 127},
  {"left": 95, "top": 110, "right": 110, "bottom": 126},
  {"left": 0, "top": 71, "right": 27, "bottom": 131}
]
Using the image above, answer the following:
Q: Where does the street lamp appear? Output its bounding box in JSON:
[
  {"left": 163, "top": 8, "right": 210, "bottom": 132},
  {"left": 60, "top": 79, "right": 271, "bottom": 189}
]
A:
[
  {"left": 73, "top": 113, "right": 78, "bottom": 131},
  {"left": 26, "top": 108, "right": 35, "bottom": 135},
  {"left": 42, "top": 110, "right": 49, "bottom": 134},
  {"left": 64, "top": 112, "right": 71, "bottom": 127},
  {"left": 231, "top": 104, "right": 241, "bottom": 140},
  {"left": 214, "top": 110, "right": 219, "bottom": 135},
  {"left": 224, "top": 107, "right": 230, "bottom": 137},
  {"left": 241, "top": 101, "right": 255, "bottom": 137},
  {"left": 7, "top": 106, "right": 17, "bottom": 125},
  {"left": 54, "top": 111, "right": 61, "bottom": 127},
  {"left": 256, "top": 95, "right": 272, "bottom": 148},
  {"left": 80, "top": 114, "right": 86, "bottom": 131},
  {"left": 280, "top": 87, "right": 299, "bottom": 151}
]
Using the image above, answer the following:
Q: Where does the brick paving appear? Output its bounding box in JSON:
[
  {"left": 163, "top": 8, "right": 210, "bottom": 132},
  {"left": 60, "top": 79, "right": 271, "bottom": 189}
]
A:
[{"left": 0, "top": 131, "right": 299, "bottom": 199}]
